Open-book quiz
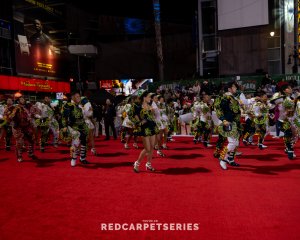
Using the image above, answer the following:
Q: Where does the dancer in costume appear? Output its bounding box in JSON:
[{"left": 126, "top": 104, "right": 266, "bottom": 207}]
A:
[
  {"left": 31, "top": 95, "right": 59, "bottom": 152},
  {"left": 3, "top": 97, "right": 35, "bottom": 162},
  {"left": 80, "top": 96, "right": 97, "bottom": 155},
  {"left": 3, "top": 97, "right": 14, "bottom": 151},
  {"left": 191, "top": 97, "right": 202, "bottom": 144},
  {"left": 214, "top": 81, "right": 241, "bottom": 170},
  {"left": 122, "top": 96, "right": 139, "bottom": 149},
  {"left": 151, "top": 94, "right": 165, "bottom": 157},
  {"left": 131, "top": 91, "right": 159, "bottom": 173},
  {"left": 61, "top": 92, "right": 90, "bottom": 167},
  {"left": 198, "top": 94, "right": 213, "bottom": 147},
  {"left": 240, "top": 94, "right": 256, "bottom": 146},
  {"left": 157, "top": 95, "right": 169, "bottom": 149},
  {"left": 117, "top": 100, "right": 127, "bottom": 143},
  {"left": 270, "top": 82, "right": 299, "bottom": 159},
  {"left": 165, "top": 98, "right": 175, "bottom": 142},
  {"left": 252, "top": 91, "right": 271, "bottom": 149}
]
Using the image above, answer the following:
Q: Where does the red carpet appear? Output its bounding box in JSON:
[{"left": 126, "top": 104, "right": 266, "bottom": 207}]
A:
[{"left": 0, "top": 135, "right": 300, "bottom": 240}]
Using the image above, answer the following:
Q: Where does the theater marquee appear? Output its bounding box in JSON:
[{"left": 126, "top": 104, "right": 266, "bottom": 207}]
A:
[{"left": 0, "top": 75, "right": 70, "bottom": 93}]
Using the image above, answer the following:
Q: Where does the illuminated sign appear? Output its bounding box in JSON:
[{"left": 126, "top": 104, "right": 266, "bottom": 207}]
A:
[
  {"left": 13, "top": 0, "right": 67, "bottom": 79},
  {"left": 124, "top": 18, "right": 145, "bottom": 34},
  {"left": 25, "top": 0, "right": 62, "bottom": 16},
  {"left": 99, "top": 80, "right": 113, "bottom": 89},
  {"left": 0, "top": 75, "right": 70, "bottom": 92}
]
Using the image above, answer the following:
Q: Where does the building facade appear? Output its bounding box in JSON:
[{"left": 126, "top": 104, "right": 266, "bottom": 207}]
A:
[{"left": 197, "top": 0, "right": 300, "bottom": 77}]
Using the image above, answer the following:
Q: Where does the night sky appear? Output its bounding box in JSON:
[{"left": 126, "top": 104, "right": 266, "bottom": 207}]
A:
[{"left": 71, "top": 0, "right": 197, "bottom": 25}]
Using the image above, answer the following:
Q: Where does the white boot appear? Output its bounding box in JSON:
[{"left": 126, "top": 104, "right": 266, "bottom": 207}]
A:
[
  {"left": 258, "top": 144, "right": 268, "bottom": 149},
  {"left": 219, "top": 160, "right": 227, "bottom": 170},
  {"left": 71, "top": 159, "right": 77, "bottom": 167}
]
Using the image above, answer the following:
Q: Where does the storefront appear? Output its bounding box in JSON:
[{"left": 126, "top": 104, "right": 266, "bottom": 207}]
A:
[{"left": 0, "top": 75, "right": 70, "bottom": 101}]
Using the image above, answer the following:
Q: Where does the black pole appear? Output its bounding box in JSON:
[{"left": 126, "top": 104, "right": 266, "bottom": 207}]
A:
[
  {"left": 77, "top": 55, "right": 82, "bottom": 95},
  {"left": 152, "top": 0, "right": 164, "bottom": 82},
  {"left": 292, "top": 0, "right": 298, "bottom": 73}
]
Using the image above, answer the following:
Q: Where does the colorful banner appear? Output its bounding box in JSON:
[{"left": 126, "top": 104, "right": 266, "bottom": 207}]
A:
[{"left": 0, "top": 75, "right": 70, "bottom": 93}]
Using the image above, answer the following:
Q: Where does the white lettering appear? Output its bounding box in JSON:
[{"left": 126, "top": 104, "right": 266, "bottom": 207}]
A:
[
  {"left": 115, "top": 223, "right": 121, "bottom": 230},
  {"left": 122, "top": 223, "right": 128, "bottom": 230},
  {"left": 100, "top": 223, "right": 107, "bottom": 230},
  {"left": 193, "top": 223, "right": 200, "bottom": 230},
  {"left": 170, "top": 223, "right": 175, "bottom": 230},
  {"left": 135, "top": 223, "right": 142, "bottom": 230},
  {"left": 176, "top": 223, "right": 182, "bottom": 230},
  {"left": 108, "top": 223, "right": 113, "bottom": 230},
  {"left": 143, "top": 223, "right": 149, "bottom": 230}
]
